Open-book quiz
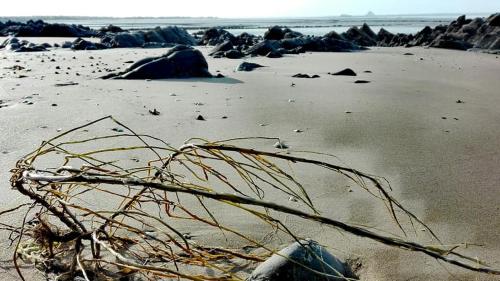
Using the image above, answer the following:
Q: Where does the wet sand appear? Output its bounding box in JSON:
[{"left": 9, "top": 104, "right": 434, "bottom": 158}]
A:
[{"left": 0, "top": 42, "right": 499, "bottom": 280}]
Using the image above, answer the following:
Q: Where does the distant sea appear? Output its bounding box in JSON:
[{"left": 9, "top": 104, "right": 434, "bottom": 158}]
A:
[{"left": 0, "top": 13, "right": 490, "bottom": 36}]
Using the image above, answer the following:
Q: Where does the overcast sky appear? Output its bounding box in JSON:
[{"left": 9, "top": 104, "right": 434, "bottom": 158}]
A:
[{"left": 1, "top": 0, "right": 498, "bottom": 17}]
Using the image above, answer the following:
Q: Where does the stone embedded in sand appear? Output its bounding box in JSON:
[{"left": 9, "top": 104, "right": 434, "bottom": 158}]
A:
[
  {"left": 292, "top": 73, "right": 320, "bottom": 78},
  {"left": 330, "top": 68, "right": 357, "bottom": 76},
  {"left": 103, "top": 45, "right": 212, "bottom": 80},
  {"left": 273, "top": 141, "right": 289, "bottom": 149},
  {"left": 248, "top": 240, "right": 353, "bottom": 281},
  {"left": 196, "top": 115, "right": 206, "bottom": 121},
  {"left": 354, "top": 80, "right": 370, "bottom": 84},
  {"left": 237, "top": 62, "right": 265, "bottom": 72}
]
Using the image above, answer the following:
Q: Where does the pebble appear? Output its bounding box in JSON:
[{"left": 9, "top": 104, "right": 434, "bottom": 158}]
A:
[
  {"left": 274, "top": 141, "right": 289, "bottom": 149},
  {"left": 112, "top": 127, "right": 124, "bottom": 132},
  {"left": 196, "top": 115, "right": 206, "bottom": 121},
  {"left": 293, "top": 129, "right": 303, "bottom": 133}
]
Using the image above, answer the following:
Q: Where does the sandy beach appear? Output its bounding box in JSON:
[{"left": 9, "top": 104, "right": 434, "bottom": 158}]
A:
[{"left": 1, "top": 42, "right": 500, "bottom": 280}]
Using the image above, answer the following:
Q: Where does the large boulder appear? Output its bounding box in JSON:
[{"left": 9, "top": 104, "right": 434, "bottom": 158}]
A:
[
  {"left": 104, "top": 45, "right": 212, "bottom": 79},
  {"left": 248, "top": 240, "right": 354, "bottom": 281}
]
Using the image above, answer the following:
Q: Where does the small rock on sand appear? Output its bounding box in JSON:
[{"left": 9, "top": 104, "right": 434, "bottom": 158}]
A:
[{"left": 329, "top": 68, "right": 357, "bottom": 76}]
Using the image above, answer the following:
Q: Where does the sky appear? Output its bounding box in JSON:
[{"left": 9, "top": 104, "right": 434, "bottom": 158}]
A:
[{"left": 1, "top": 0, "right": 498, "bottom": 18}]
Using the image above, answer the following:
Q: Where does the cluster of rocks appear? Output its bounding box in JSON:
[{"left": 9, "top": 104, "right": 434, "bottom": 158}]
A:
[
  {"left": 0, "top": 37, "right": 50, "bottom": 52},
  {"left": 100, "top": 26, "right": 197, "bottom": 48},
  {"left": 199, "top": 13, "right": 500, "bottom": 58},
  {"left": 0, "top": 19, "right": 96, "bottom": 37},
  {"left": 347, "top": 14, "right": 500, "bottom": 52},
  {"left": 203, "top": 26, "right": 364, "bottom": 59}
]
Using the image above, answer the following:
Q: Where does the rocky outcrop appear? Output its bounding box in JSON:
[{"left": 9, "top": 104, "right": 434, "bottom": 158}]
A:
[
  {"left": 0, "top": 20, "right": 95, "bottom": 37},
  {"left": 100, "top": 26, "right": 196, "bottom": 48},
  {"left": 375, "top": 14, "right": 500, "bottom": 52},
  {"left": 103, "top": 45, "right": 212, "bottom": 79}
]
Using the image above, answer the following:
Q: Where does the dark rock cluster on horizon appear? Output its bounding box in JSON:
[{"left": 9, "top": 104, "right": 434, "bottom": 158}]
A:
[
  {"left": 1, "top": 13, "right": 499, "bottom": 54},
  {"left": 0, "top": 19, "right": 95, "bottom": 37},
  {"left": 199, "top": 13, "right": 500, "bottom": 57},
  {"left": 102, "top": 45, "right": 212, "bottom": 79},
  {"left": 373, "top": 14, "right": 500, "bottom": 51}
]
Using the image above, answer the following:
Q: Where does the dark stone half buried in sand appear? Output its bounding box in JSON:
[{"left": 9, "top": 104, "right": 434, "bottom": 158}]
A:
[
  {"left": 237, "top": 62, "right": 265, "bottom": 72},
  {"left": 330, "top": 68, "right": 357, "bottom": 76},
  {"left": 102, "top": 45, "right": 212, "bottom": 80},
  {"left": 292, "top": 73, "right": 320, "bottom": 78},
  {"left": 247, "top": 239, "right": 356, "bottom": 281}
]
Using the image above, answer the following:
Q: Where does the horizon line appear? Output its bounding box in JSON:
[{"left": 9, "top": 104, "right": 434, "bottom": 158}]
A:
[{"left": 0, "top": 12, "right": 494, "bottom": 20}]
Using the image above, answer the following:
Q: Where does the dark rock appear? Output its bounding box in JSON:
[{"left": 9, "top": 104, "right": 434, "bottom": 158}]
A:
[
  {"left": 354, "top": 80, "right": 370, "bottom": 84},
  {"left": 71, "top": 38, "right": 107, "bottom": 50},
  {"left": 215, "top": 73, "right": 225, "bottom": 78},
  {"left": 224, "top": 49, "right": 244, "bottom": 59},
  {"left": 293, "top": 73, "right": 320, "bottom": 78},
  {"left": 196, "top": 115, "right": 206, "bottom": 121},
  {"left": 104, "top": 45, "right": 212, "bottom": 79},
  {"left": 430, "top": 34, "right": 473, "bottom": 50},
  {"left": 245, "top": 40, "right": 281, "bottom": 56},
  {"left": 324, "top": 31, "right": 344, "bottom": 40},
  {"left": 248, "top": 240, "right": 354, "bottom": 281},
  {"left": 360, "top": 23, "right": 377, "bottom": 40},
  {"left": 199, "top": 28, "right": 236, "bottom": 46},
  {"left": 330, "top": 68, "right": 357, "bottom": 76},
  {"left": 99, "top": 24, "right": 125, "bottom": 34},
  {"left": 488, "top": 13, "right": 500, "bottom": 26},
  {"left": 264, "top": 26, "right": 286, "bottom": 40},
  {"left": 342, "top": 26, "right": 377, "bottom": 46},
  {"left": 237, "top": 62, "right": 265, "bottom": 71},
  {"left": 209, "top": 40, "right": 234, "bottom": 56}
]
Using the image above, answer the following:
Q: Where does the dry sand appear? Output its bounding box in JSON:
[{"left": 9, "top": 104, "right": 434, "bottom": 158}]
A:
[{"left": 0, "top": 40, "right": 500, "bottom": 280}]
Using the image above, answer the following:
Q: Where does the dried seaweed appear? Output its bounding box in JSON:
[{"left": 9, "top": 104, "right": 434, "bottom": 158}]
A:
[{"left": 2, "top": 115, "right": 498, "bottom": 280}]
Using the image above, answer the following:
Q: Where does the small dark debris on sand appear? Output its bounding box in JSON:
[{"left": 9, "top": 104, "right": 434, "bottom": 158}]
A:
[
  {"left": 196, "top": 115, "right": 206, "bottom": 121},
  {"left": 149, "top": 108, "right": 161, "bottom": 116},
  {"left": 354, "top": 80, "right": 371, "bottom": 84},
  {"left": 329, "top": 68, "right": 357, "bottom": 76},
  {"left": 404, "top": 53, "right": 414, "bottom": 55},
  {"left": 54, "top": 82, "right": 79, "bottom": 87}
]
